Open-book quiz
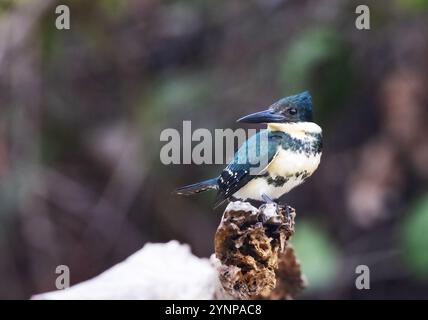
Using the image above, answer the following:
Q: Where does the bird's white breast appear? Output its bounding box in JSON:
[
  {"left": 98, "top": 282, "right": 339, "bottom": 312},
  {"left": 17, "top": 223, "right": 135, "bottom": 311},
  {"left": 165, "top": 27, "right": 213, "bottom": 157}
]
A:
[
  {"left": 268, "top": 147, "right": 321, "bottom": 177},
  {"left": 233, "top": 150, "right": 321, "bottom": 201},
  {"left": 233, "top": 122, "right": 322, "bottom": 202}
]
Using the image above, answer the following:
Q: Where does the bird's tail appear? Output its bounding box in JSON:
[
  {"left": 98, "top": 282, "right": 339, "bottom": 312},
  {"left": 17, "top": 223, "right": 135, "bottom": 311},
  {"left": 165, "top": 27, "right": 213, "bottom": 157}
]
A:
[{"left": 174, "top": 178, "right": 218, "bottom": 196}]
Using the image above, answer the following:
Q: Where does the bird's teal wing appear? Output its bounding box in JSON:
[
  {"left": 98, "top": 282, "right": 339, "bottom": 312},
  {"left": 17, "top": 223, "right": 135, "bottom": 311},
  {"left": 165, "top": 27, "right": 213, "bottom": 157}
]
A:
[{"left": 215, "top": 130, "right": 282, "bottom": 206}]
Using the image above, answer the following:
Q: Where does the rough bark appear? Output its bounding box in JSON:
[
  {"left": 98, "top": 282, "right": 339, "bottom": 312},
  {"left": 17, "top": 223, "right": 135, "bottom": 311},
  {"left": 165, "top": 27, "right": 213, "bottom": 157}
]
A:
[{"left": 213, "top": 201, "right": 305, "bottom": 300}]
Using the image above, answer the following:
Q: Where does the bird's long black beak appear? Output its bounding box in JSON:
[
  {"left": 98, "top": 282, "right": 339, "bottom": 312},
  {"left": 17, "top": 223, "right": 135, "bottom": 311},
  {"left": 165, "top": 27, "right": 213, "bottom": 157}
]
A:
[{"left": 237, "top": 109, "right": 285, "bottom": 123}]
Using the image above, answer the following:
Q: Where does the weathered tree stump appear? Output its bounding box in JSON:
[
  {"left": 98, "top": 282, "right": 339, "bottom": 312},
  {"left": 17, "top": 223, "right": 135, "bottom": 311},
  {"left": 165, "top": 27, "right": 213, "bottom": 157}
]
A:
[{"left": 213, "top": 201, "right": 305, "bottom": 300}]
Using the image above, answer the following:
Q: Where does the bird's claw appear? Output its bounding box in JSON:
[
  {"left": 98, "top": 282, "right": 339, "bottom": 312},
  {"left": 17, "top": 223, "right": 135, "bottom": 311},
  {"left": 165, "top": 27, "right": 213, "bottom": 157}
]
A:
[
  {"left": 261, "top": 193, "right": 275, "bottom": 204},
  {"left": 261, "top": 193, "right": 282, "bottom": 216}
]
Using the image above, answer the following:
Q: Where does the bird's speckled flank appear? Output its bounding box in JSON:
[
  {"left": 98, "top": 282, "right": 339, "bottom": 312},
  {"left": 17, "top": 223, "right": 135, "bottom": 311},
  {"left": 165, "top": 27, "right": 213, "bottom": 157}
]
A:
[{"left": 232, "top": 122, "right": 322, "bottom": 201}]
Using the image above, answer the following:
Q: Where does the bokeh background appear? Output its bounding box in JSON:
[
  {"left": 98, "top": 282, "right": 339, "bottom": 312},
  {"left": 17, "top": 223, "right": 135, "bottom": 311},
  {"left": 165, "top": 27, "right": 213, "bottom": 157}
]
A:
[{"left": 1, "top": 0, "right": 428, "bottom": 299}]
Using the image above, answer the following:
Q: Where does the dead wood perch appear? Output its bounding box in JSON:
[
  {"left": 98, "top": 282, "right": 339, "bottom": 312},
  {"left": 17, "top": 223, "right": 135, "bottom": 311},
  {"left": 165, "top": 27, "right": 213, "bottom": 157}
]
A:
[{"left": 213, "top": 201, "right": 305, "bottom": 300}]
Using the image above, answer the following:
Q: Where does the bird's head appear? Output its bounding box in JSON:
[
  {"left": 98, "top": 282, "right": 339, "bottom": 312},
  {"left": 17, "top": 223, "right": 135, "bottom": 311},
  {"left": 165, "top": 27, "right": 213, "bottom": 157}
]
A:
[{"left": 237, "top": 91, "right": 313, "bottom": 124}]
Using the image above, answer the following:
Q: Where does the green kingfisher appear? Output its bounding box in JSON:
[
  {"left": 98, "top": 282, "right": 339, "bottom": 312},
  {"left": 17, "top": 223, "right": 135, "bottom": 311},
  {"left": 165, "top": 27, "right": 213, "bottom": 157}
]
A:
[{"left": 175, "top": 91, "right": 322, "bottom": 207}]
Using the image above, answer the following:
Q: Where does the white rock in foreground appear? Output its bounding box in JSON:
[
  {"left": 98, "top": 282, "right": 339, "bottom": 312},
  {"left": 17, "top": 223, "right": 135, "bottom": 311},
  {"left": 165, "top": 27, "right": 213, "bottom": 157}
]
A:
[{"left": 32, "top": 241, "right": 219, "bottom": 300}]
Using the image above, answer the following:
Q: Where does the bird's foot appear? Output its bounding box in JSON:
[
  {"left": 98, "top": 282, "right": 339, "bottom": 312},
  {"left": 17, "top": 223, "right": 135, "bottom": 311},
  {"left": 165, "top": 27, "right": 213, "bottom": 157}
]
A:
[
  {"left": 261, "top": 193, "right": 282, "bottom": 217},
  {"left": 261, "top": 194, "right": 294, "bottom": 221},
  {"left": 284, "top": 205, "right": 293, "bottom": 221},
  {"left": 261, "top": 193, "right": 275, "bottom": 204}
]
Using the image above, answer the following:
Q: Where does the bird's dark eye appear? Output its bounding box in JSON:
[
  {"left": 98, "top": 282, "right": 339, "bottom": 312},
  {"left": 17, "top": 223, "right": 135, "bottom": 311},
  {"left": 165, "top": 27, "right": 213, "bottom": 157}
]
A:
[{"left": 288, "top": 108, "right": 297, "bottom": 115}]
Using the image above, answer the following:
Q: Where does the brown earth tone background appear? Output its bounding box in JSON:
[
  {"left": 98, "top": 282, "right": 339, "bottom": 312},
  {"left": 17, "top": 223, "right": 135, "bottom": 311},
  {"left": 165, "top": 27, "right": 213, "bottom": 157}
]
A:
[{"left": 1, "top": 0, "right": 428, "bottom": 299}]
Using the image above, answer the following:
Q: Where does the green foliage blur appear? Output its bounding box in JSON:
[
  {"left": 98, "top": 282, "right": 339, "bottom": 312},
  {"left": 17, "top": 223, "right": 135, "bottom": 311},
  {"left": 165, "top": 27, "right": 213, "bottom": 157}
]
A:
[
  {"left": 292, "top": 221, "right": 339, "bottom": 290},
  {"left": 401, "top": 195, "right": 428, "bottom": 279}
]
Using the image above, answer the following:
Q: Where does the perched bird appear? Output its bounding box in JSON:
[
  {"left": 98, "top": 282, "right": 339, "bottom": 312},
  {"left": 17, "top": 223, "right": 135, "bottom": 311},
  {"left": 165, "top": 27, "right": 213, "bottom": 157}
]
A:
[{"left": 175, "top": 91, "right": 322, "bottom": 207}]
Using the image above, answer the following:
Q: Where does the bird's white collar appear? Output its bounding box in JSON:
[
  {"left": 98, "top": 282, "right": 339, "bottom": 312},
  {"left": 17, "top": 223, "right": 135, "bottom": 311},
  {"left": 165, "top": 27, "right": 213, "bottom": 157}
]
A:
[{"left": 267, "top": 122, "right": 322, "bottom": 138}]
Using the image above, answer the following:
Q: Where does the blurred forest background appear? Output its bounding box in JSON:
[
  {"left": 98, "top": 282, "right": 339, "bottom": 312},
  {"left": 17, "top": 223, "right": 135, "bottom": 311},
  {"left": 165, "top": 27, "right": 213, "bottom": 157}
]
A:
[{"left": 0, "top": 0, "right": 428, "bottom": 299}]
